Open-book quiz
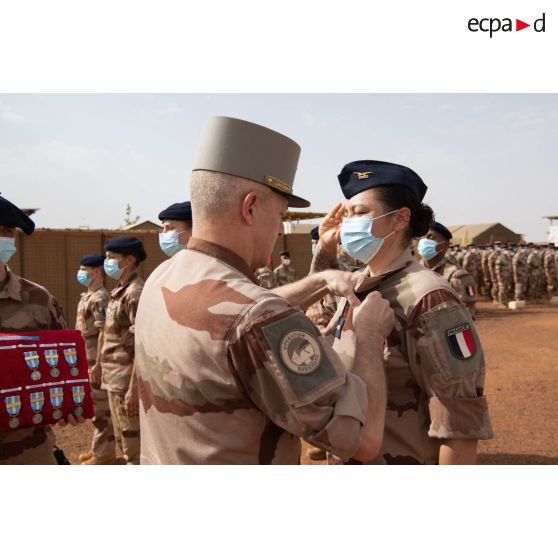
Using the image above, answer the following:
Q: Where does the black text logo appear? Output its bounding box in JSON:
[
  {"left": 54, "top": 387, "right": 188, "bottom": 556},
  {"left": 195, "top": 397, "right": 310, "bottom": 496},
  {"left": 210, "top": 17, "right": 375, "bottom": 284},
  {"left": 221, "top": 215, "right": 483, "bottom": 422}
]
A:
[{"left": 468, "top": 13, "right": 546, "bottom": 37}]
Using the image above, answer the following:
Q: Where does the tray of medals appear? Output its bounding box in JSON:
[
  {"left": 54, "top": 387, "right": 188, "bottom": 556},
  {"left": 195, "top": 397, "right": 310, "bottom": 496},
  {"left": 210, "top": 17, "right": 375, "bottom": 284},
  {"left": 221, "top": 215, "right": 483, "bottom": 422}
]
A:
[{"left": 0, "top": 329, "right": 94, "bottom": 432}]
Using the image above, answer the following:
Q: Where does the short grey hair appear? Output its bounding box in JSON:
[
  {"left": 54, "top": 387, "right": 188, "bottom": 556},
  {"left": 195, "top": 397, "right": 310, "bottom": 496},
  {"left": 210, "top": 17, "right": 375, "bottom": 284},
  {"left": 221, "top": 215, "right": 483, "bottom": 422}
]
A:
[{"left": 190, "top": 170, "right": 271, "bottom": 222}]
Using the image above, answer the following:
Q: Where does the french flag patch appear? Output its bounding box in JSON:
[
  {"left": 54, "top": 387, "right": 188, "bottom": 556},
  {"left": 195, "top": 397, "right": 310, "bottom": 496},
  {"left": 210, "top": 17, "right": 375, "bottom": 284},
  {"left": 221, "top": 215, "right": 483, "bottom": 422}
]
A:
[
  {"left": 467, "top": 285, "right": 476, "bottom": 297},
  {"left": 446, "top": 323, "right": 476, "bottom": 360}
]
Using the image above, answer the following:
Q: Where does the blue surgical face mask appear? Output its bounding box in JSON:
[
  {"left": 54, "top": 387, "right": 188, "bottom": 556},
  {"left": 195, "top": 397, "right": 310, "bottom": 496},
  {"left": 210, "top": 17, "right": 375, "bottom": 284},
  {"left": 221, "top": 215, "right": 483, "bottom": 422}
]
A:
[
  {"left": 159, "top": 230, "right": 187, "bottom": 257},
  {"left": 417, "top": 238, "right": 441, "bottom": 261},
  {"left": 340, "top": 210, "right": 397, "bottom": 263},
  {"left": 0, "top": 237, "right": 16, "bottom": 264},
  {"left": 77, "top": 270, "right": 91, "bottom": 287},
  {"left": 104, "top": 258, "right": 124, "bottom": 280}
]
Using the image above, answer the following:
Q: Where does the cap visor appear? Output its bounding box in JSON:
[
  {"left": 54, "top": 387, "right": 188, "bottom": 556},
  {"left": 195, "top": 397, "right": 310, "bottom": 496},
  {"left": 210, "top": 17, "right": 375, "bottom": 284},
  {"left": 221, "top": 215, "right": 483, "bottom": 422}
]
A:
[{"left": 284, "top": 193, "right": 311, "bottom": 208}]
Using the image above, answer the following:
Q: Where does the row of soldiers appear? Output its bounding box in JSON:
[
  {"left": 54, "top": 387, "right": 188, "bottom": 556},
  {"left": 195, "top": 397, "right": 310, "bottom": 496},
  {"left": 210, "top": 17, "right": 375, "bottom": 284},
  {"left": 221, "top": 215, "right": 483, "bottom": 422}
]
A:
[{"left": 447, "top": 242, "right": 558, "bottom": 307}]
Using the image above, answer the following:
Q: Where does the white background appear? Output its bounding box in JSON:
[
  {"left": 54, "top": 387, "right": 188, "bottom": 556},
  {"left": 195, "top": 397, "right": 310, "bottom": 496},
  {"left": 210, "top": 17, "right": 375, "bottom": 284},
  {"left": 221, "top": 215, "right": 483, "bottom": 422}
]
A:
[{"left": 1, "top": 1, "right": 556, "bottom": 557}]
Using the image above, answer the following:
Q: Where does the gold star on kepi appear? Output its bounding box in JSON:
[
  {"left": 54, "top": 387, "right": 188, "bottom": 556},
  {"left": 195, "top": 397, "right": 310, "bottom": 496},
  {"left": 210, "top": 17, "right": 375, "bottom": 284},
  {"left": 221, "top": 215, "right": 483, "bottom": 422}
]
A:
[{"left": 192, "top": 116, "right": 310, "bottom": 208}]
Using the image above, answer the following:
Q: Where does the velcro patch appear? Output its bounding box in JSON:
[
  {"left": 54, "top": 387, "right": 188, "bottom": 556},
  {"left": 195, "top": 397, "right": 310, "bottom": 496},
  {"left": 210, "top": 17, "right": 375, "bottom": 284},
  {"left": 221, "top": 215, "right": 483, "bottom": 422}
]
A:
[{"left": 446, "top": 323, "right": 476, "bottom": 360}]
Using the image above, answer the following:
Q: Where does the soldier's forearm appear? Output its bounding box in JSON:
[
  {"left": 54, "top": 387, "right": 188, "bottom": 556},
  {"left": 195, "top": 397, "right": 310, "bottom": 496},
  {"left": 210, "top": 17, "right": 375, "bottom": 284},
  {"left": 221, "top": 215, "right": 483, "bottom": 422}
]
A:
[{"left": 272, "top": 273, "right": 330, "bottom": 310}]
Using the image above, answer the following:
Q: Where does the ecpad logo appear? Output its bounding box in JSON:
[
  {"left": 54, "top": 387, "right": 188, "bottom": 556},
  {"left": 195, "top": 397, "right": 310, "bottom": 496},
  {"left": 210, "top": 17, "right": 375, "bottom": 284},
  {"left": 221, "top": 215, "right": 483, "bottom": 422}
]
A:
[{"left": 468, "top": 13, "right": 546, "bottom": 37}]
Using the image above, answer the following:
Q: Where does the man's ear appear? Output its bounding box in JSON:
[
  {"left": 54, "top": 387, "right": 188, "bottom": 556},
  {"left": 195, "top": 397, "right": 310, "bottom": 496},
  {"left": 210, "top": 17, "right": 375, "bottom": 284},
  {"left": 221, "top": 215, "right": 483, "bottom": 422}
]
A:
[{"left": 241, "top": 192, "right": 258, "bottom": 225}]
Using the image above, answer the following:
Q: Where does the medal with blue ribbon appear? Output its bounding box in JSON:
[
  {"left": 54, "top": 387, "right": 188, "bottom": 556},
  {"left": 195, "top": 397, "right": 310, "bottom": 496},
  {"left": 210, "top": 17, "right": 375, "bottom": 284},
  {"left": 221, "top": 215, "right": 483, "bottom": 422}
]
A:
[
  {"left": 49, "top": 387, "right": 64, "bottom": 420},
  {"left": 44, "top": 349, "right": 60, "bottom": 378},
  {"left": 30, "top": 391, "right": 45, "bottom": 424},
  {"left": 63, "top": 348, "right": 79, "bottom": 377},
  {"left": 4, "top": 395, "right": 22, "bottom": 428},
  {"left": 23, "top": 350, "right": 42, "bottom": 381},
  {"left": 72, "top": 385, "right": 85, "bottom": 417}
]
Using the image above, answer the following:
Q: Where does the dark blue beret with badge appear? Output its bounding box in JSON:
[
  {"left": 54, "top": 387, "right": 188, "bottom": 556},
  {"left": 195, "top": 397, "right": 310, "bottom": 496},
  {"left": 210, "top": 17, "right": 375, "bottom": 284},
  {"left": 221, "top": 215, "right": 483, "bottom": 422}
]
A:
[
  {"left": 429, "top": 221, "right": 452, "bottom": 240},
  {"left": 158, "top": 201, "right": 192, "bottom": 223},
  {"left": 79, "top": 253, "right": 105, "bottom": 267},
  {"left": 105, "top": 236, "right": 146, "bottom": 261},
  {"left": 338, "top": 160, "right": 428, "bottom": 202},
  {"left": 310, "top": 226, "right": 319, "bottom": 241},
  {"left": 0, "top": 193, "right": 35, "bottom": 235}
]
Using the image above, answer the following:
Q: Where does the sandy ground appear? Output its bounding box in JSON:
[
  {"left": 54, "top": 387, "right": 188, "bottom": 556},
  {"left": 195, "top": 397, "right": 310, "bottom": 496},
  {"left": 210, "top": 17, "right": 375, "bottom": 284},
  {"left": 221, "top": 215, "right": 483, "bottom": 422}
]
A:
[{"left": 54, "top": 300, "right": 558, "bottom": 465}]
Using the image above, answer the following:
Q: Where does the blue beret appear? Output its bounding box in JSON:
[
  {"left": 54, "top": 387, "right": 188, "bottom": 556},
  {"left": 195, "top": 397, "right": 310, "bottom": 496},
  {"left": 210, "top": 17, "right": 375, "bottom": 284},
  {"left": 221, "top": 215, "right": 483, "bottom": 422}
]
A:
[
  {"left": 310, "top": 226, "right": 319, "bottom": 241},
  {"left": 338, "top": 160, "right": 428, "bottom": 202},
  {"left": 79, "top": 254, "right": 105, "bottom": 267},
  {"left": 105, "top": 236, "right": 146, "bottom": 257},
  {"left": 158, "top": 201, "right": 192, "bottom": 223},
  {"left": 0, "top": 193, "right": 35, "bottom": 235},
  {"left": 429, "top": 221, "right": 452, "bottom": 240}
]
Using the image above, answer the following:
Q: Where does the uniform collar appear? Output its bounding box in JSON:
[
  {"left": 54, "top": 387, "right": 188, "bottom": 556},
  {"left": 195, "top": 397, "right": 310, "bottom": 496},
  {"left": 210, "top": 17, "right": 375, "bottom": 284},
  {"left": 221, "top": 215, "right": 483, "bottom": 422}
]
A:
[
  {"left": 0, "top": 266, "right": 23, "bottom": 301},
  {"left": 430, "top": 256, "right": 447, "bottom": 273},
  {"left": 188, "top": 237, "right": 259, "bottom": 285},
  {"left": 111, "top": 272, "right": 139, "bottom": 296},
  {"left": 354, "top": 248, "right": 415, "bottom": 294}
]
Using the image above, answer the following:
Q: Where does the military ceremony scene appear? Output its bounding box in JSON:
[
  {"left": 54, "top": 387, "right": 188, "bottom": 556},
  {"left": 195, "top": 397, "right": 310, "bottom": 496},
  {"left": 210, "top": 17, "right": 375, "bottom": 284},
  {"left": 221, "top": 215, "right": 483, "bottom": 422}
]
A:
[{"left": 1, "top": 94, "right": 557, "bottom": 465}]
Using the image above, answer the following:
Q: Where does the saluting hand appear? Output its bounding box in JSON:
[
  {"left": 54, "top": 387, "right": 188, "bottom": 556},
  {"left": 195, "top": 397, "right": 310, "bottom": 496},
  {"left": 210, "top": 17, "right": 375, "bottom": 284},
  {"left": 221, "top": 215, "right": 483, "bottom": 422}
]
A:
[{"left": 318, "top": 203, "right": 345, "bottom": 251}]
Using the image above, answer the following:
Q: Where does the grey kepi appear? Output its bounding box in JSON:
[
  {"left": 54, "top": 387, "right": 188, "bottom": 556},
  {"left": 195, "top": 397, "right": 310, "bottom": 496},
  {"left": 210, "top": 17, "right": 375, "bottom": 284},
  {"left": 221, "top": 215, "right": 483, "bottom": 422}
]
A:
[{"left": 192, "top": 116, "right": 310, "bottom": 208}]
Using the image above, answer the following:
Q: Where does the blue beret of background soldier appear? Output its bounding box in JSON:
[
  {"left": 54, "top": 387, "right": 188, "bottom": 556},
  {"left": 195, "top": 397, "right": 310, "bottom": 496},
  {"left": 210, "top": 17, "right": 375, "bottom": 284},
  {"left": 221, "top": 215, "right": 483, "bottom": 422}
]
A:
[
  {"left": 311, "top": 160, "right": 493, "bottom": 464},
  {"left": 158, "top": 201, "right": 193, "bottom": 257}
]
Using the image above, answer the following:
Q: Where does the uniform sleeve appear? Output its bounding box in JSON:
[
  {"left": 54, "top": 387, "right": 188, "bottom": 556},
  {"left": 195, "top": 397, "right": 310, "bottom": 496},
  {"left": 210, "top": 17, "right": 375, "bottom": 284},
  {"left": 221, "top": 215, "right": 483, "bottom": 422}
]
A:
[
  {"left": 406, "top": 290, "right": 492, "bottom": 441},
  {"left": 48, "top": 295, "right": 68, "bottom": 330},
  {"left": 93, "top": 292, "right": 109, "bottom": 329},
  {"left": 228, "top": 298, "right": 368, "bottom": 462},
  {"left": 125, "top": 287, "right": 142, "bottom": 334}
]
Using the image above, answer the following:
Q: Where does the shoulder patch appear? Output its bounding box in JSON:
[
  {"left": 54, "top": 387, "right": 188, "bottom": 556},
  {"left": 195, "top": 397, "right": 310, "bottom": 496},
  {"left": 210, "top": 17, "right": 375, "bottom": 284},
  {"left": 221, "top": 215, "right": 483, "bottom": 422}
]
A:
[
  {"left": 446, "top": 323, "right": 476, "bottom": 360},
  {"left": 279, "top": 330, "right": 322, "bottom": 375}
]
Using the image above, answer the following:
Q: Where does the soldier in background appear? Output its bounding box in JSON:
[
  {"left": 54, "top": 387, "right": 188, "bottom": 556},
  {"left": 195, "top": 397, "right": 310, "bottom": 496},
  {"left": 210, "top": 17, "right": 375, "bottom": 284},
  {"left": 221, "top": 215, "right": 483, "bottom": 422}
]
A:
[
  {"left": 99, "top": 236, "right": 145, "bottom": 465},
  {"left": 418, "top": 222, "right": 477, "bottom": 318},
  {"left": 273, "top": 250, "right": 296, "bottom": 285},
  {"left": 0, "top": 194, "right": 82, "bottom": 464},
  {"left": 463, "top": 244, "right": 481, "bottom": 288},
  {"left": 512, "top": 244, "right": 528, "bottom": 301},
  {"left": 488, "top": 243, "right": 500, "bottom": 302},
  {"left": 255, "top": 265, "right": 276, "bottom": 289},
  {"left": 527, "top": 244, "right": 543, "bottom": 302},
  {"left": 75, "top": 254, "right": 116, "bottom": 465},
  {"left": 495, "top": 243, "right": 513, "bottom": 308},
  {"left": 543, "top": 243, "right": 557, "bottom": 298},
  {"left": 158, "top": 201, "right": 193, "bottom": 258},
  {"left": 480, "top": 245, "right": 492, "bottom": 297}
]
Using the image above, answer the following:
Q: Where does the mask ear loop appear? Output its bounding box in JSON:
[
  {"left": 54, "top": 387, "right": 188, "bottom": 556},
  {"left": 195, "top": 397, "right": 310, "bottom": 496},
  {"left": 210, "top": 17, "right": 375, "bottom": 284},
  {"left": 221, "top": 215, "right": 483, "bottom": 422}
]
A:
[{"left": 371, "top": 209, "right": 400, "bottom": 240}]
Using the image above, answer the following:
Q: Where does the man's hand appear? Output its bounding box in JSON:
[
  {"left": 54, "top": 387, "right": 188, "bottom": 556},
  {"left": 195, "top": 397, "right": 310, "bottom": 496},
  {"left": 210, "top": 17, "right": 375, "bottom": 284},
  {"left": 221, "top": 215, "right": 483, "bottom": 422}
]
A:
[
  {"left": 352, "top": 291, "right": 395, "bottom": 341},
  {"left": 318, "top": 203, "right": 345, "bottom": 251},
  {"left": 321, "top": 269, "right": 361, "bottom": 308},
  {"left": 91, "top": 363, "right": 102, "bottom": 386},
  {"left": 124, "top": 385, "right": 139, "bottom": 418},
  {"left": 57, "top": 414, "right": 85, "bottom": 427}
]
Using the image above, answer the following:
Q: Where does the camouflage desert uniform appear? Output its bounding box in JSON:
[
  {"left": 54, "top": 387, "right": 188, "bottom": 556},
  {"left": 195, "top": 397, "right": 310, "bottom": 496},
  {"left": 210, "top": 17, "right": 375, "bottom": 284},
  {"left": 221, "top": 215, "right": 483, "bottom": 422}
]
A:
[
  {"left": 526, "top": 250, "right": 542, "bottom": 301},
  {"left": 463, "top": 249, "right": 481, "bottom": 288},
  {"left": 325, "top": 249, "right": 492, "bottom": 464},
  {"left": 488, "top": 250, "right": 499, "bottom": 301},
  {"left": 256, "top": 267, "right": 276, "bottom": 289},
  {"left": 480, "top": 248, "right": 492, "bottom": 297},
  {"left": 512, "top": 249, "right": 528, "bottom": 301},
  {"left": 100, "top": 273, "right": 144, "bottom": 464},
  {"left": 495, "top": 249, "right": 513, "bottom": 306},
  {"left": 273, "top": 263, "right": 296, "bottom": 286},
  {"left": 0, "top": 267, "right": 67, "bottom": 464},
  {"left": 543, "top": 248, "right": 557, "bottom": 296},
  {"left": 135, "top": 238, "right": 368, "bottom": 464},
  {"left": 75, "top": 285, "right": 116, "bottom": 459},
  {"left": 427, "top": 257, "right": 477, "bottom": 319}
]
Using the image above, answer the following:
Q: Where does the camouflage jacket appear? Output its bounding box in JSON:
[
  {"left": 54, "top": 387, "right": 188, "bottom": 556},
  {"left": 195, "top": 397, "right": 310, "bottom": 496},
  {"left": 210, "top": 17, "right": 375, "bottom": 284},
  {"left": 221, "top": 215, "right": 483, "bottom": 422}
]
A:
[
  {"left": 255, "top": 267, "right": 277, "bottom": 289},
  {"left": 135, "top": 238, "right": 368, "bottom": 464},
  {"left": 0, "top": 266, "right": 67, "bottom": 464},
  {"left": 273, "top": 263, "right": 296, "bottom": 286},
  {"left": 100, "top": 273, "right": 144, "bottom": 393},
  {"left": 75, "top": 285, "right": 110, "bottom": 374},
  {"left": 326, "top": 250, "right": 492, "bottom": 465}
]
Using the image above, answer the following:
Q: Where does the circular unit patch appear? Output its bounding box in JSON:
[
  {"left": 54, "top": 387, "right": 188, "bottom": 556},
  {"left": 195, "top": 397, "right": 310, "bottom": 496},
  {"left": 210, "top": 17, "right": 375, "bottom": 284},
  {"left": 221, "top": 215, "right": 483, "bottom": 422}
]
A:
[{"left": 279, "top": 330, "right": 322, "bottom": 375}]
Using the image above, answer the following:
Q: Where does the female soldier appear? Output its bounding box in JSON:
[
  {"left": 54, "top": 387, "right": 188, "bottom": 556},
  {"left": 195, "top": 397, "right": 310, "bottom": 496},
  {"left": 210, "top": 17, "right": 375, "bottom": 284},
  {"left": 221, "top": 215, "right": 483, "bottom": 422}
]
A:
[{"left": 313, "top": 160, "right": 493, "bottom": 464}]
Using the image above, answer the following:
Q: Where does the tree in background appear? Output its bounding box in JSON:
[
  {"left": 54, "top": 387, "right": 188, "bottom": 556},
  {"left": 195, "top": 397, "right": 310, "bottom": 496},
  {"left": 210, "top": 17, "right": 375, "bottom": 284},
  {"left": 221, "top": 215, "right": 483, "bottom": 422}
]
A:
[{"left": 123, "top": 204, "right": 141, "bottom": 228}]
